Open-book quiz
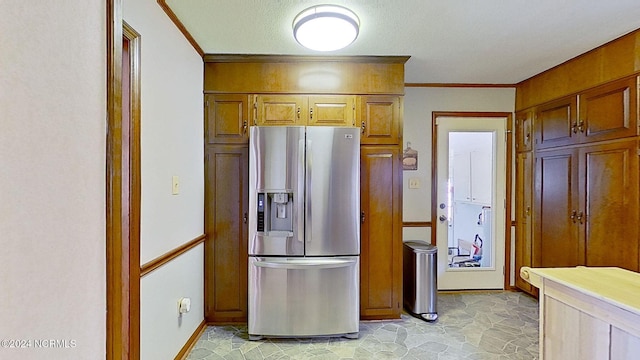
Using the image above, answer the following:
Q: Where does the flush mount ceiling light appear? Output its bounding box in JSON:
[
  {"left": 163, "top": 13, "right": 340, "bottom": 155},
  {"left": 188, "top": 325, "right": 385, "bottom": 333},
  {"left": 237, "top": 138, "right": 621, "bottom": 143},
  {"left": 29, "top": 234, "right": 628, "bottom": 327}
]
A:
[{"left": 293, "top": 5, "right": 360, "bottom": 51}]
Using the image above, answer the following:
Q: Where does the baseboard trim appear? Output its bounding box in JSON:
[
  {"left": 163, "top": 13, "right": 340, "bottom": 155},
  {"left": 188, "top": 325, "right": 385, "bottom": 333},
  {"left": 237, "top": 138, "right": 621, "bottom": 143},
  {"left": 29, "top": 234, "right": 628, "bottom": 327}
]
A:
[
  {"left": 140, "top": 234, "right": 206, "bottom": 277},
  {"left": 174, "top": 319, "right": 207, "bottom": 360},
  {"left": 403, "top": 221, "right": 432, "bottom": 227}
]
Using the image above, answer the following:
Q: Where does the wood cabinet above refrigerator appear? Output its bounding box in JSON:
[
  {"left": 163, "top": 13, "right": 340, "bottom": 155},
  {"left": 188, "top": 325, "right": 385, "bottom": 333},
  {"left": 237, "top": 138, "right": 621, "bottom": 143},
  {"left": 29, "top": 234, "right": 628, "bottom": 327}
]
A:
[{"left": 203, "top": 55, "right": 409, "bottom": 323}]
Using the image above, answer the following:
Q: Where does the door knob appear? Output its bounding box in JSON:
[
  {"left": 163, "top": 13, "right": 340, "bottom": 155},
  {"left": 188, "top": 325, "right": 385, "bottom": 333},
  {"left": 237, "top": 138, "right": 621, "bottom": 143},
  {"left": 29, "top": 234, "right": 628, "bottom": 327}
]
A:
[{"left": 439, "top": 215, "right": 447, "bottom": 222}]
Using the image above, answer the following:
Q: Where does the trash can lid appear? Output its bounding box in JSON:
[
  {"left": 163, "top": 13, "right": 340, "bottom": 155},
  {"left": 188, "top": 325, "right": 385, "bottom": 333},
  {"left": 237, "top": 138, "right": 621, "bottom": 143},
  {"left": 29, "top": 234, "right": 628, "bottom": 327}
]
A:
[{"left": 404, "top": 240, "right": 437, "bottom": 253}]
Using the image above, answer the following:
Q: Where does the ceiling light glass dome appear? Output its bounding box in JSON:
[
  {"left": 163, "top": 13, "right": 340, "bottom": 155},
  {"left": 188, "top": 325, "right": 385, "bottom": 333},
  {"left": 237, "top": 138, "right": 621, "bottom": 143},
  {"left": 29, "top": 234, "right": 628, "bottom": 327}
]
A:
[{"left": 293, "top": 5, "right": 360, "bottom": 52}]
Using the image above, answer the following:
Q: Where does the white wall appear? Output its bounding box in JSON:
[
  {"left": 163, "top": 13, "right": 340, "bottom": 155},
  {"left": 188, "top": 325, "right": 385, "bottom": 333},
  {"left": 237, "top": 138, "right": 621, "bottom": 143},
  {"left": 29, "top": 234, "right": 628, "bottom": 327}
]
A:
[
  {"left": 124, "top": 0, "right": 204, "bottom": 358},
  {"left": 402, "top": 87, "right": 515, "bottom": 241},
  {"left": 0, "top": 1, "right": 106, "bottom": 359}
]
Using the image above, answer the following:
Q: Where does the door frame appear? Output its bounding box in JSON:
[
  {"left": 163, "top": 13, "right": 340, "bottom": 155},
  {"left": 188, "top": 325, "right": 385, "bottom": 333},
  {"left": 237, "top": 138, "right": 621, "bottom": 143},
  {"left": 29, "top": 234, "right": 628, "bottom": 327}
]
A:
[
  {"left": 107, "top": 1, "right": 142, "bottom": 357},
  {"left": 431, "top": 112, "right": 513, "bottom": 290}
]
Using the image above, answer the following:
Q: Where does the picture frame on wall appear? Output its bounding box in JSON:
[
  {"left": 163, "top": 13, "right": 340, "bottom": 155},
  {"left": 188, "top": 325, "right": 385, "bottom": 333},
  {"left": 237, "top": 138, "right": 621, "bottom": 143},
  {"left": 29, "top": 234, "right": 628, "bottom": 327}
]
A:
[{"left": 403, "top": 142, "right": 418, "bottom": 170}]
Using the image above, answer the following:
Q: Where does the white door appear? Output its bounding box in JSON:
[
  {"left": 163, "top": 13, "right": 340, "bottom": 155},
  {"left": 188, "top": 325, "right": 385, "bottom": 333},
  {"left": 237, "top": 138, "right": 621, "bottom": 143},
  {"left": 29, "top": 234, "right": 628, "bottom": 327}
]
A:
[{"left": 435, "top": 116, "right": 507, "bottom": 290}]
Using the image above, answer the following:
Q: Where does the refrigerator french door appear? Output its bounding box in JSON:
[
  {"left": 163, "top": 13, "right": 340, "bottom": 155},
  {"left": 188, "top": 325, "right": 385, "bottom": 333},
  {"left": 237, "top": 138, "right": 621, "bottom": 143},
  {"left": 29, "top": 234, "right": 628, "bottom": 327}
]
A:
[{"left": 248, "top": 126, "right": 360, "bottom": 339}]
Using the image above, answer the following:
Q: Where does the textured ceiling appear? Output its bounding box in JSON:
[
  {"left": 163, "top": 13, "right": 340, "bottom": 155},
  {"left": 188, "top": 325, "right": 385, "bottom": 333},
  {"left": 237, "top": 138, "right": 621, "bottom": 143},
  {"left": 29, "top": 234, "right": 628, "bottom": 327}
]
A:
[{"left": 165, "top": 0, "right": 640, "bottom": 84}]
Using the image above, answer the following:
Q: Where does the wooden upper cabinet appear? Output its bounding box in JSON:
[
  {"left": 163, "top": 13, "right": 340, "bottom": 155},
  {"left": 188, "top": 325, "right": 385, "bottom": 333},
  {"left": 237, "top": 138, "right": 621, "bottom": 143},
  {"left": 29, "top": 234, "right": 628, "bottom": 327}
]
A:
[
  {"left": 308, "top": 95, "right": 356, "bottom": 127},
  {"left": 578, "top": 76, "right": 638, "bottom": 143},
  {"left": 534, "top": 96, "right": 577, "bottom": 150},
  {"left": 254, "top": 94, "right": 307, "bottom": 126},
  {"left": 535, "top": 76, "right": 638, "bottom": 150},
  {"left": 515, "top": 110, "right": 533, "bottom": 152},
  {"left": 205, "top": 94, "right": 250, "bottom": 144},
  {"left": 254, "top": 94, "right": 357, "bottom": 127},
  {"left": 359, "top": 95, "right": 401, "bottom": 144}
]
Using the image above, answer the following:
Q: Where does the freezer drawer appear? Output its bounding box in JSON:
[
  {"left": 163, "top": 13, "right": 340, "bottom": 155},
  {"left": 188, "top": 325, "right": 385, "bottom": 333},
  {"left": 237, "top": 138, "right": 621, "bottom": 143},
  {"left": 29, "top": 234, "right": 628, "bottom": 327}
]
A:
[{"left": 248, "top": 256, "right": 359, "bottom": 338}]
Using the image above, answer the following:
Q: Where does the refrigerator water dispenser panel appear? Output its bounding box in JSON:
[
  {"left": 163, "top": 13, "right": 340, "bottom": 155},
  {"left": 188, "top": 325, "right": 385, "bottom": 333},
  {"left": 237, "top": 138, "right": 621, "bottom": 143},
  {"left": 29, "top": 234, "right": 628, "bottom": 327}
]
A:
[
  {"left": 269, "top": 192, "right": 293, "bottom": 234},
  {"left": 256, "top": 192, "right": 294, "bottom": 236}
]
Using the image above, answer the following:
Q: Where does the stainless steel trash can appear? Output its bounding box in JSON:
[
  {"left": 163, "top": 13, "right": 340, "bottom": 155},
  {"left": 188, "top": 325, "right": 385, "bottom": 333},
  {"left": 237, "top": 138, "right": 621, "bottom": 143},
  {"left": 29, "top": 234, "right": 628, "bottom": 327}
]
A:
[{"left": 403, "top": 241, "right": 438, "bottom": 321}]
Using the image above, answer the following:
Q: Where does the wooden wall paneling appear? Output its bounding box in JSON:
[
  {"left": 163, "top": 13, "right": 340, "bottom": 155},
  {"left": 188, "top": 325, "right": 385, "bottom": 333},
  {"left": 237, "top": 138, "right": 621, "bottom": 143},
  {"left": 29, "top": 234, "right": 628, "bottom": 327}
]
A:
[
  {"left": 204, "top": 55, "right": 408, "bottom": 95},
  {"left": 516, "top": 29, "right": 640, "bottom": 110}
]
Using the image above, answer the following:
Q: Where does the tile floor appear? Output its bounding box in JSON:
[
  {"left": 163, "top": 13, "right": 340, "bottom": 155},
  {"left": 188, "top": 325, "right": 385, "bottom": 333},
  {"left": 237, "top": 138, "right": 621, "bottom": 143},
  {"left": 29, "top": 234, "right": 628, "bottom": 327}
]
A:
[{"left": 186, "top": 291, "right": 539, "bottom": 360}]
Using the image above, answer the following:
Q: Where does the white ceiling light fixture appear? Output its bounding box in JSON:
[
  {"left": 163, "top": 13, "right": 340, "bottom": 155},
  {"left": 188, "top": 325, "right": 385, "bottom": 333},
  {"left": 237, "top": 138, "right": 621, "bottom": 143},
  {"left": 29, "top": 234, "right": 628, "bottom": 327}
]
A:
[{"left": 293, "top": 5, "right": 360, "bottom": 52}]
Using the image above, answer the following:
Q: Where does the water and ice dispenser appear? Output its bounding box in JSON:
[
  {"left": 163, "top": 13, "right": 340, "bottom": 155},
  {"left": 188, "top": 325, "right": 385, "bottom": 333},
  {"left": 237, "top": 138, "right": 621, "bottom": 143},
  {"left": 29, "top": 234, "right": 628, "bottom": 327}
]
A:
[{"left": 256, "top": 192, "right": 294, "bottom": 235}]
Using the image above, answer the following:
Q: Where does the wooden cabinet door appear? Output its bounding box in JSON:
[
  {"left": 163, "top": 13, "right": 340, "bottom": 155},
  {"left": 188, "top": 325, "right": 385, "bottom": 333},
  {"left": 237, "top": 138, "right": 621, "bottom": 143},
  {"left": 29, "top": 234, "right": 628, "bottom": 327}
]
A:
[
  {"left": 358, "top": 96, "right": 401, "bottom": 144},
  {"left": 579, "top": 139, "right": 639, "bottom": 271},
  {"left": 578, "top": 76, "right": 638, "bottom": 143},
  {"left": 308, "top": 95, "right": 356, "bottom": 127},
  {"left": 535, "top": 96, "right": 577, "bottom": 150},
  {"left": 205, "top": 145, "right": 249, "bottom": 322},
  {"left": 205, "top": 94, "right": 250, "bottom": 144},
  {"left": 255, "top": 94, "right": 307, "bottom": 126},
  {"left": 534, "top": 148, "right": 581, "bottom": 268},
  {"left": 515, "top": 151, "right": 534, "bottom": 294},
  {"left": 516, "top": 110, "right": 533, "bottom": 152},
  {"left": 360, "top": 146, "right": 402, "bottom": 319}
]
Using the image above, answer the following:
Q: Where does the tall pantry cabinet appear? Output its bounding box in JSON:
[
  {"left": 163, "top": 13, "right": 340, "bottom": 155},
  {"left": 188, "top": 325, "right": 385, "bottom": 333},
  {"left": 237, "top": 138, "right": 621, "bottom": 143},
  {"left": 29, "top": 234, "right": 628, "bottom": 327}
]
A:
[
  {"left": 203, "top": 55, "right": 409, "bottom": 323},
  {"left": 514, "top": 30, "right": 640, "bottom": 295}
]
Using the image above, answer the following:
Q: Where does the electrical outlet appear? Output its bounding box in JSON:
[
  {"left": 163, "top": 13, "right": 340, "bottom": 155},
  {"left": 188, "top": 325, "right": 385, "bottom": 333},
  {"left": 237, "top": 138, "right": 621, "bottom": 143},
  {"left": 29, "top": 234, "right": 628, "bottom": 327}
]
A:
[
  {"left": 178, "top": 297, "right": 191, "bottom": 314},
  {"left": 172, "top": 176, "right": 180, "bottom": 195},
  {"left": 409, "top": 178, "right": 420, "bottom": 189}
]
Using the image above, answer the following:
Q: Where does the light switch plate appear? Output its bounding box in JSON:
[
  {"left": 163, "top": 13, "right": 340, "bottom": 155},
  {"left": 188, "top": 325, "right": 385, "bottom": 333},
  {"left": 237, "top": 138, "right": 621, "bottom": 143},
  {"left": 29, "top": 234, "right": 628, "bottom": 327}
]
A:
[
  {"left": 409, "top": 178, "right": 420, "bottom": 189},
  {"left": 172, "top": 176, "right": 179, "bottom": 195}
]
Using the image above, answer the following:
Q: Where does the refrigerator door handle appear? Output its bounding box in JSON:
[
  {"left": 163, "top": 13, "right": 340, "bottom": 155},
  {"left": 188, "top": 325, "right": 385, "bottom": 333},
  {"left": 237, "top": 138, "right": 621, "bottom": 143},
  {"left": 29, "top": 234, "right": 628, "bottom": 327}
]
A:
[
  {"left": 305, "top": 138, "right": 312, "bottom": 244},
  {"left": 253, "top": 258, "right": 356, "bottom": 270},
  {"left": 297, "top": 138, "right": 305, "bottom": 243}
]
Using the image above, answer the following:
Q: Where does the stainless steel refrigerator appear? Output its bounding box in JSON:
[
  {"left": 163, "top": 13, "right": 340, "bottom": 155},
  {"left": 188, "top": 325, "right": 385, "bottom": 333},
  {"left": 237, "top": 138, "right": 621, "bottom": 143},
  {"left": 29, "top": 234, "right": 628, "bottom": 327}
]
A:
[{"left": 248, "top": 126, "right": 360, "bottom": 340}]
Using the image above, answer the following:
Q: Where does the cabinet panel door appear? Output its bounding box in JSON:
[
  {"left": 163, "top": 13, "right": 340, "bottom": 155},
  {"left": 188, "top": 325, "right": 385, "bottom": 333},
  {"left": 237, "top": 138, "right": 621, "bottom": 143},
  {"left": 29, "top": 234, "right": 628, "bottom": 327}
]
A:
[
  {"left": 255, "top": 94, "right": 307, "bottom": 126},
  {"left": 470, "top": 150, "right": 492, "bottom": 205},
  {"left": 452, "top": 153, "right": 471, "bottom": 202},
  {"left": 205, "top": 145, "right": 249, "bottom": 322},
  {"left": 308, "top": 95, "right": 356, "bottom": 127},
  {"left": 579, "top": 76, "right": 638, "bottom": 143},
  {"left": 360, "top": 146, "right": 402, "bottom": 319},
  {"left": 534, "top": 148, "right": 581, "bottom": 267},
  {"left": 515, "top": 152, "right": 534, "bottom": 293},
  {"left": 579, "top": 140, "right": 639, "bottom": 271},
  {"left": 516, "top": 110, "right": 533, "bottom": 152},
  {"left": 205, "top": 94, "right": 250, "bottom": 144},
  {"left": 535, "top": 97, "right": 577, "bottom": 150},
  {"left": 359, "top": 96, "right": 401, "bottom": 144}
]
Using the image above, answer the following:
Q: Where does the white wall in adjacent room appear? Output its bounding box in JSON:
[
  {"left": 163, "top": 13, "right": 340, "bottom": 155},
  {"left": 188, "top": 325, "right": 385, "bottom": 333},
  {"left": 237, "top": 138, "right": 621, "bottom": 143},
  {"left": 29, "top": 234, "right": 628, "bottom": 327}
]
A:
[
  {"left": 402, "top": 87, "right": 515, "bottom": 250},
  {"left": 0, "top": 1, "right": 106, "bottom": 359}
]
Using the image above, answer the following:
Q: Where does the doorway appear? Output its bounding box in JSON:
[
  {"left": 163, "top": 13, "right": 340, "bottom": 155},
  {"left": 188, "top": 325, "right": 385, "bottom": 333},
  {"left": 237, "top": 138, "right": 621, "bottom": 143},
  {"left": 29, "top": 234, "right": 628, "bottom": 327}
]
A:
[
  {"left": 432, "top": 113, "right": 512, "bottom": 290},
  {"left": 106, "top": 14, "right": 142, "bottom": 359}
]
